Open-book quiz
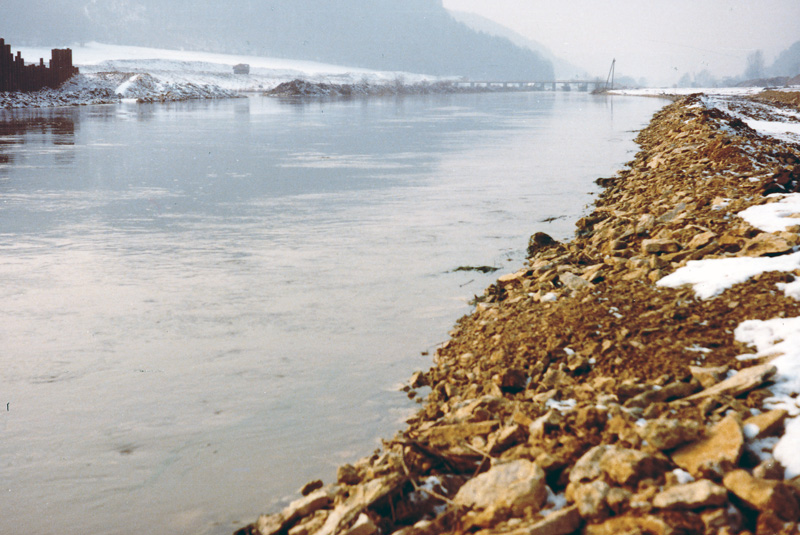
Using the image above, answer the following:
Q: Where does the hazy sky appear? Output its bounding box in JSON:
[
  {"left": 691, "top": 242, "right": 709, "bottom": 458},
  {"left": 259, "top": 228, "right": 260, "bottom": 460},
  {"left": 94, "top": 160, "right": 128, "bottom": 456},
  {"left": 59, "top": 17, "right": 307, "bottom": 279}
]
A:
[{"left": 442, "top": 0, "right": 800, "bottom": 86}]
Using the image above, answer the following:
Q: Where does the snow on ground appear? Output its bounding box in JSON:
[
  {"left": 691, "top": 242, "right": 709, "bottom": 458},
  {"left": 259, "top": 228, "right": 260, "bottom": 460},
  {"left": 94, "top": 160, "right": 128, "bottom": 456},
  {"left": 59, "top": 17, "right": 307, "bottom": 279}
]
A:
[
  {"left": 611, "top": 87, "right": 768, "bottom": 98},
  {"left": 739, "top": 194, "right": 800, "bottom": 232},
  {"left": 657, "top": 252, "right": 800, "bottom": 299},
  {"left": 15, "top": 42, "right": 438, "bottom": 93},
  {"left": 703, "top": 94, "right": 800, "bottom": 145}
]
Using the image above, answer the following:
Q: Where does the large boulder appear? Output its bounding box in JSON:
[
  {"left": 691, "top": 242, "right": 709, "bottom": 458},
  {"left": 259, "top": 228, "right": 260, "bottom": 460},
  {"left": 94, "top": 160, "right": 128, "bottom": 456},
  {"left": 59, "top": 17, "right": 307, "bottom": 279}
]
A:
[{"left": 454, "top": 459, "right": 548, "bottom": 516}]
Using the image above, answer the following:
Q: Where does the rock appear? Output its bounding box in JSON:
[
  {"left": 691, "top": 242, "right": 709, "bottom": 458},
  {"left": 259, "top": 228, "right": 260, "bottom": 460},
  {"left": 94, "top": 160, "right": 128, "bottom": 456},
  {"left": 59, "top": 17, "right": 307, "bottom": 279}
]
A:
[
  {"left": 684, "top": 364, "right": 777, "bottom": 401},
  {"left": 338, "top": 464, "right": 361, "bottom": 485},
  {"left": 723, "top": 469, "right": 800, "bottom": 522},
  {"left": 409, "top": 371, "right": 428, "bottom": 388},
  {"left": 498, "top": 271, "right": 524, "bottom": 284},
  {"left": 569, "top": 445, "right": 609, "bottom": 483},
  {"left": 599, "top": 446, "right": 669, "bottom": 486},
  {"left": 288, "top": 511, "right": 328, "bottom": 535},
  {"left": 521, "top": 505, "right": 582, "bottom": 535},
  {"left": 606, "top": 487, "right": 632, "bottom": 514},
  {"left": 742, "top": 233, "right": 792, "bottom": 257},
  {"left": 343, "top": 513, "right": 378, "bottom": 535},
  {"left": 419, "top": 420, "right": 499, "bottom": 447},
  {"left": 256, "top": 513, "right": 287, "bottom": 535},
  {"left": 453, "top": 459, "right": 548, "bottom": 515},
  {"left": 672, "top": 414, "right": 744, "bottom": 478},
  {"left": 300, "top": 480, "right": 324, "bottom": 496},
  {"left": 701, "top": 507, "right": 743, "bottom": 533},
  {"left": 743, "top": 409, "right": 788, "bottom": 439},
  {"left": 639, "top": 419, "right": 703, "bottom": 450},
  {"left": 488, "top": 424, "right": 525, "bottom": 454},
  {"left": 255, "top": 488, "right": 334, "bottom": 535},
  {"left": 753, "top": 459, "right": 785, "bottom": 480},
  {"left": 687, "top": 231, "right": 717, "bottom": 250},
  {"left": 652, "top": 479, "right": 728, "bottom": 510},
  {"left": 755, "top": 511, "right": 796, "bottom": 535},
  {"left": 496, "top": 368, "right": 528, "bottom": 393},
  {"left": 560, "top": 271, "right": 593, "bottom": 291},
  {"left": 316, "top": 476, "right": 405, "bottom": 535},
  {"left": 689, "top": 365, "right": 729, "bottom": 389},
  {"left": 584, "top": 513, "right": 701, "bottom": 535},
  {"left": 567, "top": 479, "right": 610, "bottom": 520},
  {"left": 642, "top": 238, "right": 681, "bottom": 254},
  {"left": 528, "top": 232, "right": 559, "bottom": 256}
]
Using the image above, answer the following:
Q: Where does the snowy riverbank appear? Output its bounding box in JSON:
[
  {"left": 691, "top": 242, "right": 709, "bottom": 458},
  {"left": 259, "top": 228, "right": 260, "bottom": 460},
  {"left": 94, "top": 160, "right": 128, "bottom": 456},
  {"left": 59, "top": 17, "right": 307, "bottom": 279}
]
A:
[{"left": 1, "top": 42, "right": 445, "bottom": 108}]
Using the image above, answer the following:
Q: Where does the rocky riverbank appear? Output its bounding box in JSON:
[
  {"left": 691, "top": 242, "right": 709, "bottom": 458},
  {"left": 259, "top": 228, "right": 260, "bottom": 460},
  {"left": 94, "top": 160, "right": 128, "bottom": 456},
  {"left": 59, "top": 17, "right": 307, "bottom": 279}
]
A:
[
  {"left": 264, "top": 79, "right": 477, "bottom": 98},
  {"left": 235, "top": 92, "right": 800, "bottom": 535},
  {"left": 10, "top": 50, "right": 795, "bottom": 533}
]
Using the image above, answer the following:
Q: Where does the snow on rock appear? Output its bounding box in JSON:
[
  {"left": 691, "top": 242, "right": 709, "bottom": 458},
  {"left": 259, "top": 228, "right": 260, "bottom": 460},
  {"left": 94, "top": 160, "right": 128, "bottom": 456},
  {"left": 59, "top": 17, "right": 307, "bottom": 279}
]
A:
[
  {"left": 739, "top": 194, "right": 800, "bottom": 233},
  {"left": 734, "top": 316, "right": 800, "bottom": 478},
  {"left": 1, "top": 74, "right": 119, "bottom": 108},
  {"left": 656, "top": 252, "right": 800, "bottom": 299}
]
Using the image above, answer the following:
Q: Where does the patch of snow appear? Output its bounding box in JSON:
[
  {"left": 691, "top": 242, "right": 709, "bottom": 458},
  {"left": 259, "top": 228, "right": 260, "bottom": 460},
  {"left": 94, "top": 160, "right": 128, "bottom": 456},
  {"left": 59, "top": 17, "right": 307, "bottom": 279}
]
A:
[
  {"left": 545, "top": 398, "right": 576, "bottom": 412},
  {"left": 672, "top": 468, "right": 695, "bottom": 484},
  {"left": 775, "top": 418, "right": 800, "bottom": 478},
  {"left": 657, "top": 252, "right": 800, "bottom": 299},
  {"left": 777, "top": 277, "right": 800, "bottom": 300},
  {"left": 743, "top": 423, "right": 761, "bottom": 440},
  {"left": 543, "top": 486, "right": 567, "bottom": 511},
  {"left": 748, "top": 436, "right": 781, "bottom": 464},
  {"left": 734, "top": 315, "right": 800, "bottom": 478},
  {"left": 541, "top": 292, "right": 558, "bottom": 302},
  {"left": 612, "top": 87, "right": 764, "bottom": 98},
  {"left": 114, "top": 73, "right": 140, "bottom": 95},
  {"left": 739, "top": 194, "right": 800, "bottom": 233}
]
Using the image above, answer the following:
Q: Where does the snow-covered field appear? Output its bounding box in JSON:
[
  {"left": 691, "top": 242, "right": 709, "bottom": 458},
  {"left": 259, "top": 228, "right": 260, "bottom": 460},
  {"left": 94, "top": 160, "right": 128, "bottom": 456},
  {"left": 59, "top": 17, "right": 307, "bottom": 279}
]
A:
[{"left": 16, "top": 42, "right": 437, "bottom": 93}]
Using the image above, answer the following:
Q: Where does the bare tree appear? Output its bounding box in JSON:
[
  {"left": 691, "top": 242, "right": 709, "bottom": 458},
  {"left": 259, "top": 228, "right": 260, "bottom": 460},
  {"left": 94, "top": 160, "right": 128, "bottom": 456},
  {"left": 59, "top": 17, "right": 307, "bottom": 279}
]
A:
[{"left": 744, "top": 49, "right": 765, "bottom": 80}]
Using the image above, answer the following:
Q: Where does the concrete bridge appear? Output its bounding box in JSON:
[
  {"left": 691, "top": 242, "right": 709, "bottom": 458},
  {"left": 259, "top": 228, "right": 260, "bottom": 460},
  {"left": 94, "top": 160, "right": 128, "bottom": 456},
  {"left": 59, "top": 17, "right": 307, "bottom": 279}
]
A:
[{"left": 453, "top": 79, "right": 606, "bottom": 92}]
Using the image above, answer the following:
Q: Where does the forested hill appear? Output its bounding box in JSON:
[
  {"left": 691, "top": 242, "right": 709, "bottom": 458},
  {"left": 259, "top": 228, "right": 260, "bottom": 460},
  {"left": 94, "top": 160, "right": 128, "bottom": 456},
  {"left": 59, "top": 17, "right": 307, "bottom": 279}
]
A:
[{"left": 1, "top": 0, "right": 554, "bottom": 80}]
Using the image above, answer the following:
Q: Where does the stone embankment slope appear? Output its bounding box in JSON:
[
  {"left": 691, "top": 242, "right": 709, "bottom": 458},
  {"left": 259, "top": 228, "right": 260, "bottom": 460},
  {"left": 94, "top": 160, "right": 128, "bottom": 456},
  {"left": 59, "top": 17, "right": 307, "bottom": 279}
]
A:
[{"left": 237, "top": 94, "right": 800, "bottom": 535}]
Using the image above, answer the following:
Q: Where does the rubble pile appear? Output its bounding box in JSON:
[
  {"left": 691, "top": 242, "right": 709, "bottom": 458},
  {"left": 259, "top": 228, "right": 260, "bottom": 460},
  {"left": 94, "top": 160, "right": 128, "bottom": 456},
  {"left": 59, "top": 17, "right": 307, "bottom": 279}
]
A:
[
  {"left": 265, "top": 79, "right": 470, "bottom": 98},
  {"left": 0, "top": 72, "right": 241, "bottom": 109},
  {"left": 236, "top": 94, "right": 800, "bottom": 535},
  {"left": 0, "top": 74, "right": 119, "bottom": 108}
]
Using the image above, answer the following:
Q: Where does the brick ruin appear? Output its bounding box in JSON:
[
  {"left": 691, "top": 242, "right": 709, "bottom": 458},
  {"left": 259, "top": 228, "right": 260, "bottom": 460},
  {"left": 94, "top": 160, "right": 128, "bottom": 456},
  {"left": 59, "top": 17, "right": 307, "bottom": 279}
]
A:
[{"left": 0, "top": 38, "right": 79, "bottom": 92}]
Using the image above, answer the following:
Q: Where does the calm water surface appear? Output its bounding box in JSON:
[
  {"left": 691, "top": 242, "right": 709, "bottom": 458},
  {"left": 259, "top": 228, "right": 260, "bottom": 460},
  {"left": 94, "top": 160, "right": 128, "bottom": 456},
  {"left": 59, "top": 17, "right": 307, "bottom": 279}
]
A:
[{"left": 0, "top": 92, "right": 664, "bottom": 534}]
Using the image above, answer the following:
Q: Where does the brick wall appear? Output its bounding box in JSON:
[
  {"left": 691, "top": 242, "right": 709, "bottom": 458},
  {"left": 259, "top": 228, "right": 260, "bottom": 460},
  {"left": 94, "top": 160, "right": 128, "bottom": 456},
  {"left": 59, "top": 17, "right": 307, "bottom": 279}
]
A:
[{"left": 0, "top": 38, "right": 80, "bottom": 92}]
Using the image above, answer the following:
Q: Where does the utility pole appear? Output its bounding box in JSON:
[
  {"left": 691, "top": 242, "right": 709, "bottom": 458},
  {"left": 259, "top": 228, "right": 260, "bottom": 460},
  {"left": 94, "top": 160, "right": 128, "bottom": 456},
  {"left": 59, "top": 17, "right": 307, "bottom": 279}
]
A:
[{"left": 605, "top": 58, "right": 616, "bottom": 90}]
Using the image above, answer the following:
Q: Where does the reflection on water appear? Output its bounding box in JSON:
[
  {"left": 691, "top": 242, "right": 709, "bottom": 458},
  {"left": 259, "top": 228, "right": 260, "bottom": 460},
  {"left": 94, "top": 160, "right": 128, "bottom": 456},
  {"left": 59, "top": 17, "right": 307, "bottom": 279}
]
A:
[
  {"left": 0, "top": 110, "right": 77, "bottom": 166},
  {"left": 0, "top": 93, "right": 665, "bottom": 535}
]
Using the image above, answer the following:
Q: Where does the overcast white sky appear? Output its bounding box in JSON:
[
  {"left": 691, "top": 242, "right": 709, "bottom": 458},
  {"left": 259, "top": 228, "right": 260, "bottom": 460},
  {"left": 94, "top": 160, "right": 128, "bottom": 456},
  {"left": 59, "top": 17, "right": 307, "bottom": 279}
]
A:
[{"left": 442, "top": 0, "right": 800, "bottom": 86}]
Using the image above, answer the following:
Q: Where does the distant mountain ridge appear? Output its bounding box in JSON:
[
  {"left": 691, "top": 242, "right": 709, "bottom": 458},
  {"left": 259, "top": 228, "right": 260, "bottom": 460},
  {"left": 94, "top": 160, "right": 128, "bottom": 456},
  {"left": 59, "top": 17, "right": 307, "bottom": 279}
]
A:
[
  {"left": 447, "top": 10, "right": 587, "bottom": 80},
  {"left": 1, "top": 0, "right": 554, "bottom": 80}
]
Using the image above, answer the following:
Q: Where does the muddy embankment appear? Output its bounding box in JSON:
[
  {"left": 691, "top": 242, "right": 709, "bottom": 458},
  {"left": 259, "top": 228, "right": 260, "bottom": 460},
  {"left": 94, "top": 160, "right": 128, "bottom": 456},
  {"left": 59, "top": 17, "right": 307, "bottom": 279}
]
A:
[{"left": 236, "top": 93, "right": 800, "bottom": 535}]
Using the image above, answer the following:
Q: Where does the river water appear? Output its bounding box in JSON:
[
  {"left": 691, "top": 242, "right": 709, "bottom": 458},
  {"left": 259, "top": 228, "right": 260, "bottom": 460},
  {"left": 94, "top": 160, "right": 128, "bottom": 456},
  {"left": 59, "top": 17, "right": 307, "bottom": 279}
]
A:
[{"left": 0, "top": 92, "right": 664, "bottom": 534}]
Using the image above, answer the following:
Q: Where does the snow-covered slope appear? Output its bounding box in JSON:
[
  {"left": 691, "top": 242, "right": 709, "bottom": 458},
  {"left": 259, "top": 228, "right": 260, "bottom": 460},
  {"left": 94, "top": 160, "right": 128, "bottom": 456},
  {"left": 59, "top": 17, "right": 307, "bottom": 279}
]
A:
[{"left": 16, "top": 42, "right": 438, "bottom": 93}]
